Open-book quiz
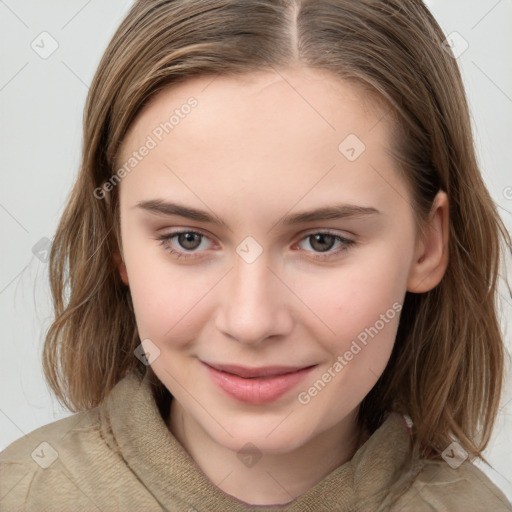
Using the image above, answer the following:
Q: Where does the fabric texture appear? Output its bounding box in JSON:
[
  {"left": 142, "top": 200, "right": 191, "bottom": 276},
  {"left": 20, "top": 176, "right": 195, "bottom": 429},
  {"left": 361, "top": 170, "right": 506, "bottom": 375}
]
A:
[{"left": 1, "top": 367, "right": 511, "bottom": 511}]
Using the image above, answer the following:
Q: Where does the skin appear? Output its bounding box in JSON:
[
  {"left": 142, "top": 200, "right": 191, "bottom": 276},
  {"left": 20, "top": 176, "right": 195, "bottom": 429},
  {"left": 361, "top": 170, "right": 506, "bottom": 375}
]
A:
[{"left": 114, "top": 67, "right": 449, "bottom": 505}]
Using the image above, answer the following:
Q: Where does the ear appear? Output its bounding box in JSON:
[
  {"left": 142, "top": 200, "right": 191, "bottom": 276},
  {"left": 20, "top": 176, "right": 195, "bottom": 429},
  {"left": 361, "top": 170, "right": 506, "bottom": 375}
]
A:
[
  {"left": 407, "top": 191, "right": 449, "bottom": 293},
  {"left": 114, "top": 251, "right": 129, "bottom": 286}
]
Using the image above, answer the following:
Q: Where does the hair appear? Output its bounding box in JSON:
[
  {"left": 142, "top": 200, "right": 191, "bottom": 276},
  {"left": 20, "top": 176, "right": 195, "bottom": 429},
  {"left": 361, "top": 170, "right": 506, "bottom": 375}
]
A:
[{"left": 43, "top": 0, "right": 511, "bottom": 463}]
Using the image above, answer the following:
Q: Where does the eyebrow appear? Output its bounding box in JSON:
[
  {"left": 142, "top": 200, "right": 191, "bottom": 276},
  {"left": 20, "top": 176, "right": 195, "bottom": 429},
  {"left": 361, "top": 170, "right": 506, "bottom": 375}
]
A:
[{"left": 135, "top": 199, "right": 380, "bottom": 227}]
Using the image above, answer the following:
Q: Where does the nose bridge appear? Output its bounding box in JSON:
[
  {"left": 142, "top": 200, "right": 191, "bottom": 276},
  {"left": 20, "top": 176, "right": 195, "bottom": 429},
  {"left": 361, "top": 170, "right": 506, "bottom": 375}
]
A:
[
  {"left": 215, "top": 247, "right": 291, "bottom": 345},
  {"left": 231, "top": 251, "right": 273, "bottom": 303}
]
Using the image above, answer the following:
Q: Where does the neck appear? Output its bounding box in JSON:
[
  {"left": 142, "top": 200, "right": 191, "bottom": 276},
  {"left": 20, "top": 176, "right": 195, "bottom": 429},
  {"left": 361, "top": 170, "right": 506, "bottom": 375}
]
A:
[{"left": 167, "top": 399, "right": 366, "bottom": 506}]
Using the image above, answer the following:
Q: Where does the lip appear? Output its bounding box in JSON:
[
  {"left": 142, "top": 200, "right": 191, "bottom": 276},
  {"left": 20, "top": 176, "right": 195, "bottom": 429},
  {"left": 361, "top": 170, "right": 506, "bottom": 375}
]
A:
[{"left": 202, "top": 361, "right": 317, "bottom": 404}]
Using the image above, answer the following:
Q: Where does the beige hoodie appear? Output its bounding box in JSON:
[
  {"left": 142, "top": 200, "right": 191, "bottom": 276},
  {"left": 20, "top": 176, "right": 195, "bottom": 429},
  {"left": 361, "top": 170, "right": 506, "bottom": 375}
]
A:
[{"left": 1, "top": 368, "right": 510, "bottom": 511}]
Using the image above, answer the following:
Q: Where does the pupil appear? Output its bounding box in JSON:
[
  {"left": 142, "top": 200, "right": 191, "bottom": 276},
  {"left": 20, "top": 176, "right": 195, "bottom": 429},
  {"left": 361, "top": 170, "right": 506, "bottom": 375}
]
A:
[
  {"left": 179, "top": 233, "right": 200, "bottom": 250},
  {"left": 311, "top": 234, "right": 334, "bottom": 252}
]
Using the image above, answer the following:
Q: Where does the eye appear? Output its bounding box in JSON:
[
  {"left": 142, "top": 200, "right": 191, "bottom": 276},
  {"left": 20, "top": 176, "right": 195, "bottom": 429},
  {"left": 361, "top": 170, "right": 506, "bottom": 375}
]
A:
[
  {"left": 296, "top": 231, "right": 355, "bottom": 260},
  {"left": 155, "top": 229, "right": 355, "bottom": 261},
  {"left": 156, "top": 230, "right": 213, "bottom": 260}
]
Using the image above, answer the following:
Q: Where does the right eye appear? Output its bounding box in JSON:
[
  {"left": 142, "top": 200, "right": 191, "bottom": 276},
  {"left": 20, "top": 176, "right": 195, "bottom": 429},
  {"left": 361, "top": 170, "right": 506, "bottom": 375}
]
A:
[{"left": 155, "top": 230, "right": 214, "bottom": 259}]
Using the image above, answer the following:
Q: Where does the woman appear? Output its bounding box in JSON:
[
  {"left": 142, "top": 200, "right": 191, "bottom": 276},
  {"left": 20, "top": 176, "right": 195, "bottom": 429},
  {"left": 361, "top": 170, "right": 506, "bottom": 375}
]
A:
[{"left": 1, "top": 1, "right": 511, "bottom": 510}]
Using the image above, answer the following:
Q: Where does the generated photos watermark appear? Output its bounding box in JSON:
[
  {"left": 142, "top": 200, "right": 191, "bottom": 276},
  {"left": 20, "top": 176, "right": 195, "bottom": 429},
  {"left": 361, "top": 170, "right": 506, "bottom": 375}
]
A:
[
  {"left": 297, "top": 301, "right": 403, "bottom": 405},
  {"left": 93, "top": 96, "right": 198, "bottom": 200}
]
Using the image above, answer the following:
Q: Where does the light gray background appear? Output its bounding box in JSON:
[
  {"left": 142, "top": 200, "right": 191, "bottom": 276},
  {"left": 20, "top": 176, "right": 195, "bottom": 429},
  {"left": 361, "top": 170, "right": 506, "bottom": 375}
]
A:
[{"left": 1, "top": 0, "right": 511, "bottom": 504}]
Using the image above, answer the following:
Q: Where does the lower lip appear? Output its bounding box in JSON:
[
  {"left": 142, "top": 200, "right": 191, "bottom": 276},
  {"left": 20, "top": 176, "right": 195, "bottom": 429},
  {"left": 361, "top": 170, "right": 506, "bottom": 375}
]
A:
[{"left": 204, "top": 363, "right": 316, "bottom": 405}]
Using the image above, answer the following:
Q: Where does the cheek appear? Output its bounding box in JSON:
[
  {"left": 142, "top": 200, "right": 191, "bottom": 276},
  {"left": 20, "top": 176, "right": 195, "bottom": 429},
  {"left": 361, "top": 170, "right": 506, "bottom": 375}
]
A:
[
  {"left": 297, "top": 250, "right": 408, "bottom": 337},
  {"left": 130, "top": 277, "right": 208, "bottom": 347},
  {"left": 289, "top": 243, "right": 410, "bottom": 389},
  {"left": 122, "top": 235, "right": 206, "bottom": 344},
  {"left": 294, "top": 258, "right": 405, "bottom": 420}
]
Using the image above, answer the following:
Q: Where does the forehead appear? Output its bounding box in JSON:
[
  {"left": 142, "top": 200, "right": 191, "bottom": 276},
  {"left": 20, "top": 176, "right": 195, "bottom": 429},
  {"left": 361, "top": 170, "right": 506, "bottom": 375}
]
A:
[
  {"left": 117, "top": 67, "right": 405, "bottom": 220},
  {"left": 120, "top": 67, "right": 393, "bottom": 160}
]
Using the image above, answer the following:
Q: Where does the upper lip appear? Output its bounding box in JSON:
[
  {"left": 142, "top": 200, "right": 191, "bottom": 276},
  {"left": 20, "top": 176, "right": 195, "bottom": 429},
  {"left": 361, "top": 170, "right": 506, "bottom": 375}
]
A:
[{"left": 203, "top": 361, "right": 316, "bottom": 378}]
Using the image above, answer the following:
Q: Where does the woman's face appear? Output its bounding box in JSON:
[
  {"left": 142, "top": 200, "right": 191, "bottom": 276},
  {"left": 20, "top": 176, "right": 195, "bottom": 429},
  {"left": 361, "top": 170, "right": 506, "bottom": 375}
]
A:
[{"left": 116, "top": 67, "right": 434, "bottom": 454}]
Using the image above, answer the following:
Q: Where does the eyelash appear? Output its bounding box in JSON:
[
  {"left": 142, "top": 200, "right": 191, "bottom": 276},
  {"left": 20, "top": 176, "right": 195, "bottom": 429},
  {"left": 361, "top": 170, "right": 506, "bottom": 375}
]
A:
[{"left": 155, "top": 229, "right": 355, "bottom": 261}]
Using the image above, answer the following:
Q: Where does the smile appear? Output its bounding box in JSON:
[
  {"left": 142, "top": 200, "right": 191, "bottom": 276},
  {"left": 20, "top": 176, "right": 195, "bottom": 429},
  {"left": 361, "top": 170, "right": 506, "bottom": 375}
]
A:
[{"left": 202, "top": 361, "right": 317, "bottom": 404}]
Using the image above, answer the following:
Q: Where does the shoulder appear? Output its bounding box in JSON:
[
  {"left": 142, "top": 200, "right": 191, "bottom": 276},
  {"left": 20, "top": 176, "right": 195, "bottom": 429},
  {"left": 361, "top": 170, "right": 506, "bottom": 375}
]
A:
[
  {"left": 0, "top": 407, "right": 101, "bottom": 464},
  {"left": 391, "top": 456, "right": 512, "bottom": 511},
  {"left": 0, "top": 408, "right": 108, "bottom": 509},
  {"left": 0, "top": 396, "right": 159, "bottom": 511}
]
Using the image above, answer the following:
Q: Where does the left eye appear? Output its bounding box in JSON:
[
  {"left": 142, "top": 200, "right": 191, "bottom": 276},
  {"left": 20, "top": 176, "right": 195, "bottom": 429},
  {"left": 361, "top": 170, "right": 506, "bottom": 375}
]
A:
[
  {"left": 156, "top": 230, "right": 355, "bottom": 260},
  {"left": 295, "top": 232, "right": 355, "bottom": 259},
  {"left": 299, "top": 233, "right": 342, "bottom": 253}
]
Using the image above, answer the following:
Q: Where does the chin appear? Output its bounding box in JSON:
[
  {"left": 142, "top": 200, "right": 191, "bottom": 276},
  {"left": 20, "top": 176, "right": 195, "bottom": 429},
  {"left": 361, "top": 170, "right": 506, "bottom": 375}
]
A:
[{"left": 208, "top": 417, "right": 315, "bottom": 455}]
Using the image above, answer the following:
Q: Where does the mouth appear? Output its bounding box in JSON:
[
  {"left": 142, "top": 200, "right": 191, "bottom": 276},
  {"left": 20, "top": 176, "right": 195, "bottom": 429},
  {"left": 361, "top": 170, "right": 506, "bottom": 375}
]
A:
[
  {"left": 202, "top": 361, "right": 318, "bottom": 404},
  {"left": 203, "top": 362, "right": 317, "bottom": 378}
]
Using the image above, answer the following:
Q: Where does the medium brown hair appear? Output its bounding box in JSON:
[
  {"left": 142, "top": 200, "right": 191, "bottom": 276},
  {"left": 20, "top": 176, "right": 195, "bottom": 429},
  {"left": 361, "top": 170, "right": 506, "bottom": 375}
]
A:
[{"left": 43, "top": 0, "right": 511, "bottom": 461}]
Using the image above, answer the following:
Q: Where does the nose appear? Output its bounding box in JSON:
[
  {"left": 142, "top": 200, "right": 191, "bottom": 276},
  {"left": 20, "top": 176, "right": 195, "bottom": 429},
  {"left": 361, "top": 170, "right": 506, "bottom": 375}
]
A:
[{"left": 214, "top": 252, "right": 294, "bottom": 346}]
